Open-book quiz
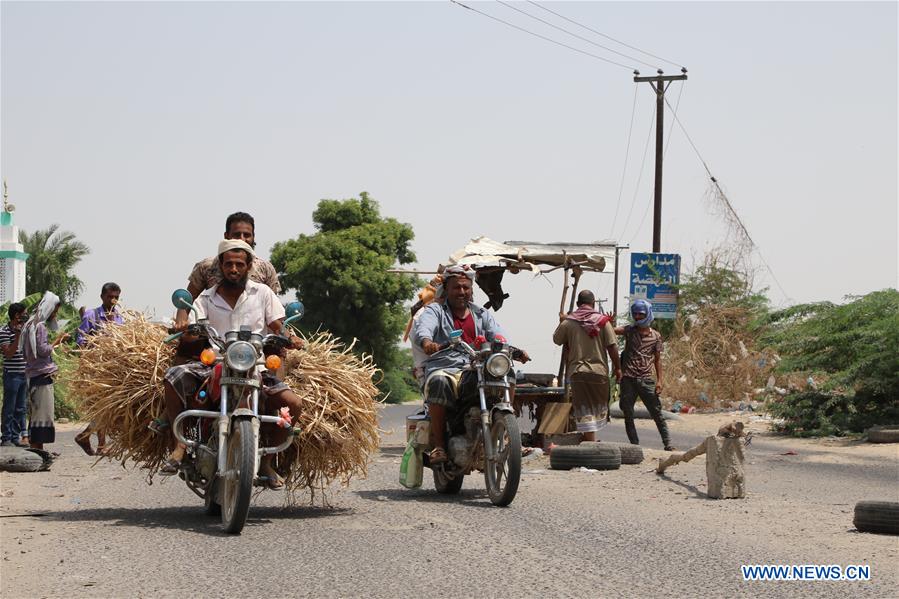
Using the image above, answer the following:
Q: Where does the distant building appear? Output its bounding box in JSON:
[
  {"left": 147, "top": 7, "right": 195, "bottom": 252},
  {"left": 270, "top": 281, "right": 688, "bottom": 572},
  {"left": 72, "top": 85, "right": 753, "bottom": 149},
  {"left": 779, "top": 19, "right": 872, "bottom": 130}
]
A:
[{"left": 0, "top": 181, "right": 28, "bottom": 303}]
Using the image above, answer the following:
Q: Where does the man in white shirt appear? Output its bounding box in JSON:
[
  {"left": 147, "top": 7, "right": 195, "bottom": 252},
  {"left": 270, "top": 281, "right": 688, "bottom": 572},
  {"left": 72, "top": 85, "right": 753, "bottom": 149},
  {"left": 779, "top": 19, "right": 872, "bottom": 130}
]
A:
[{"left": 161, "top": 239, "right": 302, "bottom": 486}]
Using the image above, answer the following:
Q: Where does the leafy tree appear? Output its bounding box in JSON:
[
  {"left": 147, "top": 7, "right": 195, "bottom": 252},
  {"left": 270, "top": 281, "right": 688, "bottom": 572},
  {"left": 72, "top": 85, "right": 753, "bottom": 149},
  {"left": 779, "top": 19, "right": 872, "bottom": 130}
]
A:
[
  {"left": 20, "top": 224, "right": 90, "bottom": 304},
  {"left": 760, "top": 289, "right": 899, "bottom": 435},
  {"left": 271, "top": 192, "right": 420, "bottom": 400}
]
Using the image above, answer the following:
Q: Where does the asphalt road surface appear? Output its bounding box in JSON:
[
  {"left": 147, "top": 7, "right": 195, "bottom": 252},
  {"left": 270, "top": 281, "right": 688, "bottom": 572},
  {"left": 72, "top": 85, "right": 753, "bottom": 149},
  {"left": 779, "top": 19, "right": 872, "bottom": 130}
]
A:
[{"left": 1, "top": 409, "right": 897, "bottom": 598}]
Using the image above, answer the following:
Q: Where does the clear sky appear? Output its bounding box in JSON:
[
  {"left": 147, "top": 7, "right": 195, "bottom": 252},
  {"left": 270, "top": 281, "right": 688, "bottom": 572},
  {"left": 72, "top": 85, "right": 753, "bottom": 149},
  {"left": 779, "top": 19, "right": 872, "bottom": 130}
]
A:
[{"left": 2, "top": 1, "right": 896, "bottom": 373}]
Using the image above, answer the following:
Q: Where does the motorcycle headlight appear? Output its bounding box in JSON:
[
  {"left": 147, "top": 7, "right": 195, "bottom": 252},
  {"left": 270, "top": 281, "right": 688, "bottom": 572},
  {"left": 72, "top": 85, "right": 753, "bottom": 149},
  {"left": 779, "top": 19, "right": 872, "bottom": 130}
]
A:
[
  {"left": 225, "top": 341, "right": 257, "bottom": 372},
  {"left": 485, "top": 353, "right": 512, "bottom": 378}
]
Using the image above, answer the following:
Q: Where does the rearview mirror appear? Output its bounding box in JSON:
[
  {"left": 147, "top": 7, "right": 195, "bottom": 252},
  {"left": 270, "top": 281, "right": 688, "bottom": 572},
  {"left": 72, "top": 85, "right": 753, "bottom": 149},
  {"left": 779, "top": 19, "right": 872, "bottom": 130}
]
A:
[
  {"left": 171, "top": 289, "right": 195, "bottom": 312},
  {"left": 284, "top": 301, "right": 304, "bottom": 327}
]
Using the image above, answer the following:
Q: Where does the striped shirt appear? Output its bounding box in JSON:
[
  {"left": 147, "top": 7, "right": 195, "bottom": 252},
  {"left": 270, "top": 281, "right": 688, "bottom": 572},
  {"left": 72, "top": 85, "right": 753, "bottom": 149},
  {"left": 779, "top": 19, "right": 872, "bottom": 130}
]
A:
[{"left": 0, "top": 324, "right": 27, "bottom": 374}]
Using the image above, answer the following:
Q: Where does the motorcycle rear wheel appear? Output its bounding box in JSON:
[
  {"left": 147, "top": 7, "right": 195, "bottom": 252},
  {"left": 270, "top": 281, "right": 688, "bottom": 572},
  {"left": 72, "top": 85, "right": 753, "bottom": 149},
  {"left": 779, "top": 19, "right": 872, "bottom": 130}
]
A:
[
  {"left": 221, "top": 418, "right": 255, "bottom": 534},
  {"left": 204, "top": 479, "right": 221, "bottom": 516},
  {"left": 485, "top": 412, "right": 521, "bottom": 506},
  {"left": 433, "top": 467, "right": 464, "bottom": 494}
]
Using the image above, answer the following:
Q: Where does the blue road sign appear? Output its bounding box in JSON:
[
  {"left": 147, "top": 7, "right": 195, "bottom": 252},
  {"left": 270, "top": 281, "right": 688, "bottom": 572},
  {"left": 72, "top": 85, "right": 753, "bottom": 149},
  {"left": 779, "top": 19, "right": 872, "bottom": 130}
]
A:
[{"left": 629, "top": 253, "right": 681, "bottom": 319}]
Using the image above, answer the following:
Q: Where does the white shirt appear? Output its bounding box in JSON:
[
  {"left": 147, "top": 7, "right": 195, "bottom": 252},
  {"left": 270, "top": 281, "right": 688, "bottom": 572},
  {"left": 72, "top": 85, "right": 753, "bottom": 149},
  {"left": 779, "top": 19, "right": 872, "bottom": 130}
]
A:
[{"left": 195, "top": 279, "right": 285, "bottom": 336}]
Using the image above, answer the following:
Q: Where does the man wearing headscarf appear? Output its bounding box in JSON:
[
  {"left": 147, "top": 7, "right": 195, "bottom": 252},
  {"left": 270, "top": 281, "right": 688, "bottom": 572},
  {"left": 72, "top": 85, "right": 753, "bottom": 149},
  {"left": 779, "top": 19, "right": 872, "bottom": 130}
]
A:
[
  {"left": 553, "top": 289, "right": 621, "bottom": 442},
  {"left": 614, "top": 299, "right": 675, "bottom": 451},
  {"left": 411, "top": 265, "right": 530, "bottom": 465},
  {"left": 161, "top": 240, "right": 303, "bottom": 487},
  {"left": 20, "top": 292, "right": 70, "bottom": 449}
]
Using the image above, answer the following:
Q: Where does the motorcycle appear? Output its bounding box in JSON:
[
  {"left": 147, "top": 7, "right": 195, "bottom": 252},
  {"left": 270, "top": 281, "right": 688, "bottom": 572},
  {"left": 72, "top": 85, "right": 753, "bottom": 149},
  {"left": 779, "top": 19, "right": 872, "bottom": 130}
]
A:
[
  {"left": 162, "top": 289, "right": 304, "bottom": 534},
  {"left": 418, "top": 331, "right": 524, "bottom": 507}
]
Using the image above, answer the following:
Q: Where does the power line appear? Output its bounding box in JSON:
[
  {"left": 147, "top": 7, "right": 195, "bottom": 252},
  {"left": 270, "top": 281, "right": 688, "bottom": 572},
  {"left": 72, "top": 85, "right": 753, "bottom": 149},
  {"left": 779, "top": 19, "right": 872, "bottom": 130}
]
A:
[
  {"left": 615, "top": 102, "right": 656, "bottom": 241},
  {"left": 526, "top": 1, "right": 685, "bottom": 70},
  {"left": 662, "top": 95, "right": 792, "bottom": 302},
  {"left": 449, "top": 0, "right": 636, "bottom": 71},
  {"left": 609, "top": 84, "right": 640, "bottom": 239},
  {"left": 630, "top": 81, "right": 685, "bottom": 243},
  {"left": 495, "top": 0, "right": 660, "bottom": 70}
]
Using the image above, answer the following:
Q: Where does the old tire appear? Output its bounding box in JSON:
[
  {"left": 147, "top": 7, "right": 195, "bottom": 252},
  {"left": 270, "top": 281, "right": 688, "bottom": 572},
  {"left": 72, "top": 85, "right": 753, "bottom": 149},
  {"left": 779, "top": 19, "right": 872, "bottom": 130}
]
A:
[
  {"left": 0, "top": 447, "right": 49, "bottom": 472},
  {"left": 605, "top": 442, "right": 644, "bottom": 465},
  {"left": 853, "top": 501, "right": 899, "bottom": 535},
  {"left": 550, "top": 443, "right": 621, "bottom": 471},
  {"left": 866, "top": 425, "right": 899, "bottom": 444}
]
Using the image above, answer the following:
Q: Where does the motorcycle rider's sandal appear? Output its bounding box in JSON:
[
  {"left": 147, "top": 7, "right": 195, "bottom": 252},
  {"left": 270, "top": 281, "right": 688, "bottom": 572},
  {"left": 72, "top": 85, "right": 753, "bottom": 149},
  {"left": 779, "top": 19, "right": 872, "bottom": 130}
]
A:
[{"left": 429, "top": 447, "right": 448, "bottom": 465}]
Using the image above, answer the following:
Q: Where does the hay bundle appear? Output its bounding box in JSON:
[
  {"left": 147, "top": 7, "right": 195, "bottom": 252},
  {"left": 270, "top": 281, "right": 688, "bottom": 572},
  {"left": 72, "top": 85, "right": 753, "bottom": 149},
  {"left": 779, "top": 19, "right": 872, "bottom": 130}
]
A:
[
  {"left": 279, "top": 333, "right": 381, "bottom": 501},
  {"left": 68, "top": 315, "right": 382, "bottom": 500},
  {"left": 69, "top": 313, "right": 173, "bottom": 474}
]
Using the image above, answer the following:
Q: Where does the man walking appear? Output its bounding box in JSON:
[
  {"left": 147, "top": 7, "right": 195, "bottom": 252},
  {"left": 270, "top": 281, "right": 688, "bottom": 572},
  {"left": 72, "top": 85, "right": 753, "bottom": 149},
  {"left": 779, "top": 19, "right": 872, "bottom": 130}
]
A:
[
  {"left": 1, "top": 303, "right": 29, "bottom": 447},
  {"left": 614, "top": 299, "right": 675, "bottom": 451},
  {"left": 553, "top": 290, "right": 621, "bottom": 442}
]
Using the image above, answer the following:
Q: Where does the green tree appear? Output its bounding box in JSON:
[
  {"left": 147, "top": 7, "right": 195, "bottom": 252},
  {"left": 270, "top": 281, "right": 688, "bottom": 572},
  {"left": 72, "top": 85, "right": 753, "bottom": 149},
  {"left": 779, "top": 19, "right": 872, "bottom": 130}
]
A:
[
  {"left": 271, "top": 192, "right": 420, "bottom": 400},
  {"left": 20, "top": 224, "right": 90, "bottom": 304},
  {"left": 760, "top": 289, "right": 899, "bottom": 435}
]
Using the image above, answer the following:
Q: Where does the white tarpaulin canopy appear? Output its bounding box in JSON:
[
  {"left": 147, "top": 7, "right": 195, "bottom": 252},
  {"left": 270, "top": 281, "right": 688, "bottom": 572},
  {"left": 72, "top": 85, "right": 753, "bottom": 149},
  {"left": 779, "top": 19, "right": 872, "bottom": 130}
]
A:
[{"left": 448, "top": 236, "right": 617, "bottom": 273}]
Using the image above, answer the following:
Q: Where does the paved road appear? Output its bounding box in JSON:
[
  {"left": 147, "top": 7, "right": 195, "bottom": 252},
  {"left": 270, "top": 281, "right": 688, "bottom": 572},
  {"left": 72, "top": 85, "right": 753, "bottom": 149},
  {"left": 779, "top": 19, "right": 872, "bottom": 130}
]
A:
[{"left": 1, "top": 415, "right": 897, "bottom": 598}]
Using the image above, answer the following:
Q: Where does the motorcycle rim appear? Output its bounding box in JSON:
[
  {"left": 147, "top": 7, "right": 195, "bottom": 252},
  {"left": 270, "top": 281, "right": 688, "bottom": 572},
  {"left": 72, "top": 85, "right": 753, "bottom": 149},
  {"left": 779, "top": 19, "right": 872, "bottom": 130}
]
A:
[
  {"left": 485, "top": 412, "right": 521, "bottom": 506},
  {"left": 221, "top": 418, "right": 255, "bottom": 534}
]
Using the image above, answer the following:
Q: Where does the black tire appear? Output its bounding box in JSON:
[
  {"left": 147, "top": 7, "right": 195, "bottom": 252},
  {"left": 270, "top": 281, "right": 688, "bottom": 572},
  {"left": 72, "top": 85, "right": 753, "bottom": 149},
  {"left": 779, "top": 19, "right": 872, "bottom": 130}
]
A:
[
  {"left": 550, "top": 443, "right": 621, "bottom": 471},
  {"left": 866, "top": 425, "right": 899, "bottom": 444},
  {"left": 221, "top": 418, "right": 255, "bottom": 534},
  {"left": 204, "top": 479, "right": 221, "bottom": 517},
  {"left": 485, "top": 412, "right": 521, "bottom": 506},
  {"left": 854, "top": 501, "right": 899, "bottom": 535},
  {"left": 600, "top": 442, "right": 644, "bottom": 465},
  {"left": 433, "top": 468, "right": 464, "bottom": 494}
]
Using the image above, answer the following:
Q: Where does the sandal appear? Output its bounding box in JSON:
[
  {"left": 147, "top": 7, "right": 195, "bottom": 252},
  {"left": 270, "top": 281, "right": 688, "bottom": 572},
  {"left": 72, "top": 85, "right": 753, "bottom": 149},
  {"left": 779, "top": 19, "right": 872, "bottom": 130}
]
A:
[
  {"left": 75, "top": 434, "right": 94, "bottom": 456},
  {"left": 429, "top": 447, "right": 448, "bottom": 465},
  {"left": 95, "top": 446, "right": 109, "bottom": 456},
  {"left": 159, "top": 458, "right": 181, "bottom": 475}
]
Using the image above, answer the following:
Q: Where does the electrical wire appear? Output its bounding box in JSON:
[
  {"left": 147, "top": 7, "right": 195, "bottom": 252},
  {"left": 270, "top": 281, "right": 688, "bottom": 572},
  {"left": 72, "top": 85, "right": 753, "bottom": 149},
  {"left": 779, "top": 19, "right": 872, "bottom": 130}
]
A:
[
  {"left": 615, "top": 102, "right": 656, "bottom": 242},
  {"left": 495, "top": 0, "right": 660, "bottom": 70},
  {"left": 609, "top": 84, "right": 640, "bottom": 238},
  {"left": 526, "top": 1, "right": 685, "bottom": 70},
  {"left": 662, "top": 96, "right": 792, "bottom": 302},
  {"left": 629, "top": 81, "right": 685, "bottom": 244},
  {"left": 449, "top": 0, "right": 636, "bottom": 71}
]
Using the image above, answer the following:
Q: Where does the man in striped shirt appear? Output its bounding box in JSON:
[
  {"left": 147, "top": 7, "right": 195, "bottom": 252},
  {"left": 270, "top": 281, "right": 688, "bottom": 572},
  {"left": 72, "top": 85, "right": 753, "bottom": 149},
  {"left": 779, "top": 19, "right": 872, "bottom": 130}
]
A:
[{"left": 1, "top": 303, "right": 29, "bottom": 447}]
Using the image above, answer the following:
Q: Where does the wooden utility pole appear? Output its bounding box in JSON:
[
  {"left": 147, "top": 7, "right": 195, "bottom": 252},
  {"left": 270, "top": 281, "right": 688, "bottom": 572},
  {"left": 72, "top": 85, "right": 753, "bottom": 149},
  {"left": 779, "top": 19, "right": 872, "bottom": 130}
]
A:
[{"left": 633, "top": 69, "right": 688, "bottom": 252}]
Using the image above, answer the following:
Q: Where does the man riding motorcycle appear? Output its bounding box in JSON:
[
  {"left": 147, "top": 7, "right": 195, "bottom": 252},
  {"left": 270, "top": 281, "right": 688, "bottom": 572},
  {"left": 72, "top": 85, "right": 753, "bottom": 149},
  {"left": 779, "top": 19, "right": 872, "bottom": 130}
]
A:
[
  {"left": 410, "top": 265, "right": 529, "bottom": 465},
  {"left": 161, "top": 239, "right": 303, "bottom": 487}
]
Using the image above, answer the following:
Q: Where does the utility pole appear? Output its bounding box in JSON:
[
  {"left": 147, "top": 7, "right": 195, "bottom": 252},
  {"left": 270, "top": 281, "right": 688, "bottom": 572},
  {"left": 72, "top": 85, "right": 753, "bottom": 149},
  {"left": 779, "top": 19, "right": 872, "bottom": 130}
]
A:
[{"left": 634, "top": 68, "right": 687, "bottom": 252}]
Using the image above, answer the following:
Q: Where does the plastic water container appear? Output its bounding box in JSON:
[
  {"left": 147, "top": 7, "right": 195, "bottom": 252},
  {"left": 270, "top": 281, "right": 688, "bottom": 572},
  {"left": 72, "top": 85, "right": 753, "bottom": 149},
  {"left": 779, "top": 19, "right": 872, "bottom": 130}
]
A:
[{"left": 406, "top": 413, "right": 430, "bottom": 448}]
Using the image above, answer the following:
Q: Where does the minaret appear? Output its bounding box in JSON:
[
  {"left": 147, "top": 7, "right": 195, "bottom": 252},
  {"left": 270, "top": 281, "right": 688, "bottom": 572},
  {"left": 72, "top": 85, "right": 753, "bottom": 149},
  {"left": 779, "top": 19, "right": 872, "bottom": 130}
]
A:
[{"left": 0, "top": 180, "right": 28, "bottom": 303}]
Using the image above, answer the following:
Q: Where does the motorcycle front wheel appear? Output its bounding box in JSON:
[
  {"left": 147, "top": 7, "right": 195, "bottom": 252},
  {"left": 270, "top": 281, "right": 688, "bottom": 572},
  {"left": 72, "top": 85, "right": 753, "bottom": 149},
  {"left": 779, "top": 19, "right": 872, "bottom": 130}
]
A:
[
  {"left": 485, "top": 412, "right": 521, "bottom": 506},
  {"left": 221, "top": 418, "right": 255, "bottom": 534}
]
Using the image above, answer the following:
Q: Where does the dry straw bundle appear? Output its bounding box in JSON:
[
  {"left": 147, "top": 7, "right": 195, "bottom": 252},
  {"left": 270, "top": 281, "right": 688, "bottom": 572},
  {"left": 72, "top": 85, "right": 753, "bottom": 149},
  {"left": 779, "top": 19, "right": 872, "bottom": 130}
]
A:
[
  {"left": 69, "top": 312, "right": 174, "bottom": 474},
  {"left": 68, "top": 315, "right": 382, "bottom": 500},
  {"left": 279, "top": 333, "right": 381, "bottom": 502}
]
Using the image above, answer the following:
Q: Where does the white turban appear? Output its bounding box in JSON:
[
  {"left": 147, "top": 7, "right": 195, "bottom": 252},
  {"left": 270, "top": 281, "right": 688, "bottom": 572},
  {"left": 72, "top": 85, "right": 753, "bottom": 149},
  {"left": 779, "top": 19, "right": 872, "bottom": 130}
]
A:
[
  {"left": 20, "top": 291, "right": 62, "bottom": 355},
  {"left": 217, "top": 239, "right": 255, "bottom": 258}
]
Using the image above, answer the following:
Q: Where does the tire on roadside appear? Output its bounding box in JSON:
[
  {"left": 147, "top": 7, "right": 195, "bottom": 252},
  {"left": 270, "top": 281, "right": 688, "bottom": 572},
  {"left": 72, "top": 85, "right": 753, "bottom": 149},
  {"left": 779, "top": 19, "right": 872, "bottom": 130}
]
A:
[
  {"left": 602, "top": 442, "right": 644, "bottom": 465},
  {"left": 550, "top": 443, "right": 621, "bottom": 471},
  {"left": 865, "top": 425, "right": 899, "bottom": 444},
  {"left": 853, "top": 501, "right": 899, "bottom": 535}
]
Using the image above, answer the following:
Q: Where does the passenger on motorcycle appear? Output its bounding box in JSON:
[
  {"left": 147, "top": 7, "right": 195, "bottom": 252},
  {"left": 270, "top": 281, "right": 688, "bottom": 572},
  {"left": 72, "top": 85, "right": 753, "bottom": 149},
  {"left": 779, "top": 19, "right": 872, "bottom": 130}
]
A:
[
  {"left": 410, "top": 265, "right": 529, "bottom": 465},
  {"left": 161, "top": 240, "right": 303, "bottom": 486}
]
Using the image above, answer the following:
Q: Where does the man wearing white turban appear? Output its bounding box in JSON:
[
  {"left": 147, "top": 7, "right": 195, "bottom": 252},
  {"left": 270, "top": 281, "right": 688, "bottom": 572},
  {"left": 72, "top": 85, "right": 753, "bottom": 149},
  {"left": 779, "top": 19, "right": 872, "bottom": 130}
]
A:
[{"left": 20, "top": 292, "right": 71, "bottom": 449}]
